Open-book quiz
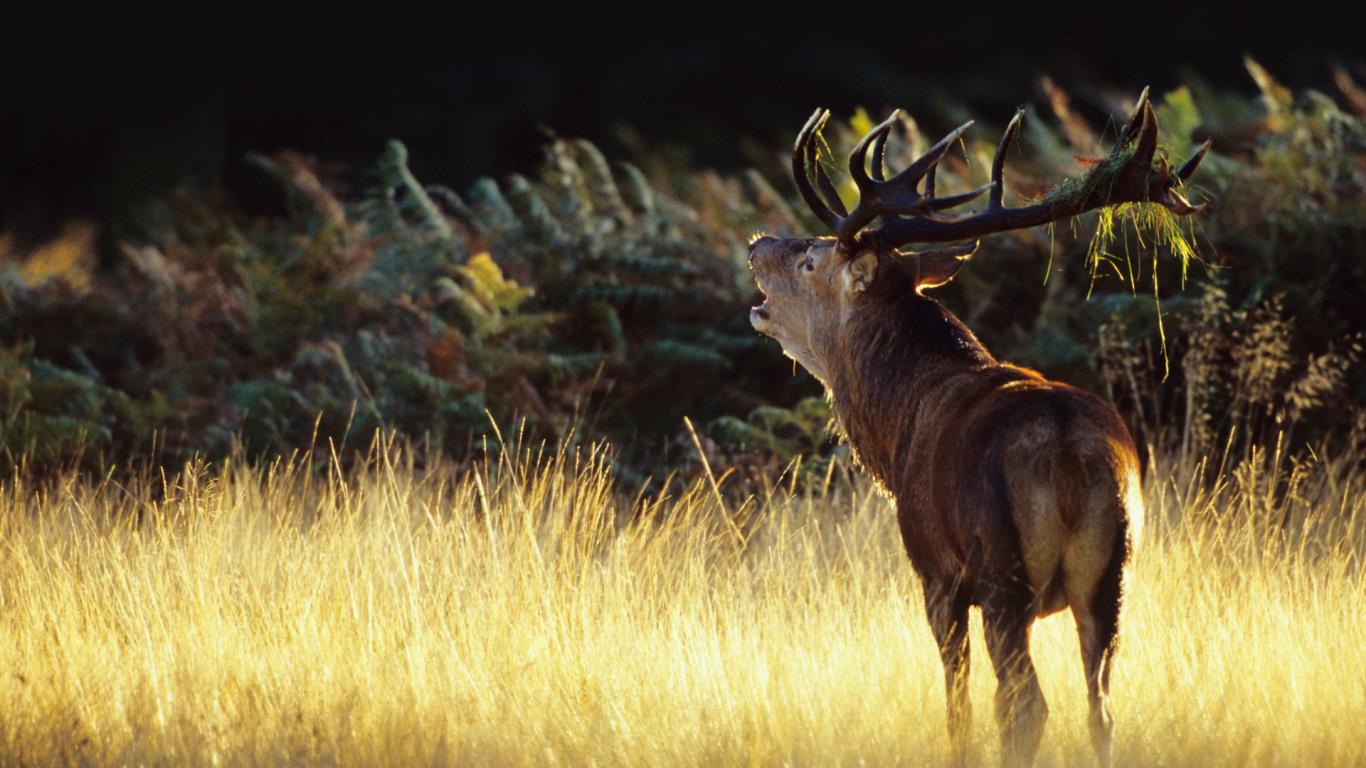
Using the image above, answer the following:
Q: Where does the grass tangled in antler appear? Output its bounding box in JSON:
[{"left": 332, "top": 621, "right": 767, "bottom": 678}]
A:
[{"left": 1087, "top": 200, "right": 1202, "bottom": 378}]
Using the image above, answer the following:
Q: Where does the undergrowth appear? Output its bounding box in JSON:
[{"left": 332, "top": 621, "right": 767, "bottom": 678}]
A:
[{"left": 1, "top": 59, "right": 1362, "bottom": 478}]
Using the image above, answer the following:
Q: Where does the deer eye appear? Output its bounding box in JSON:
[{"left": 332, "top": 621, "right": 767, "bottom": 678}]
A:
[{"left": 801, "top": 258, "right": 814, "bottom": 273}]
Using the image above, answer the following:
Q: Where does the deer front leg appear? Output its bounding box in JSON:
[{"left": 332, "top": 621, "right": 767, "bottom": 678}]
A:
[
  {"left": 924, "top": 582, "right": 972, "bottom": 765},
  {"left": 982, "top": 590, "right": 1048, "bottom": 768}
]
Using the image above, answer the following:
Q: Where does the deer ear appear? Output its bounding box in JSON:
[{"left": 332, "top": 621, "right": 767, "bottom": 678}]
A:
[
  {"left": 842, "top": 249, "right": 879, "bottom": 294},
  {"left": 912, "top": 241, "right": 980, "bottom": 291}
]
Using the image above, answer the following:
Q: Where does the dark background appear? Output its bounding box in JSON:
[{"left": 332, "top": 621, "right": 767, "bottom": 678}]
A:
[{"left": 3, "top": 7, "right": 1361, "bottom": 248}]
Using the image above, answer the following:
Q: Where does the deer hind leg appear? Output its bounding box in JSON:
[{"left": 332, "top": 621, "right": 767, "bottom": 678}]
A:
[
  {"left": 982, "top": 591, "right": 1047, "bottom": 768},
  {"left": 1066, "top": 533, "right": 1126, "bottom": 768},
  {"left": 924, "top": 582, "right": 972, "bottom": 765}
]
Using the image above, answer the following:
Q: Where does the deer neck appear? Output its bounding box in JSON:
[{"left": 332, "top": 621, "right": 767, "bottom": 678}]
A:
[{"left": 827, "top": 295, "right": 993, "bottom": 488}]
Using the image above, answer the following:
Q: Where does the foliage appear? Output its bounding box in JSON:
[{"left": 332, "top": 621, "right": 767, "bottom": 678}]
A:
[
  {"left": 0, "top": 136, "right": 804, "bottom": 476},
  {"left": 1, "top": 60, "right": 1363, "bottom": 477}
]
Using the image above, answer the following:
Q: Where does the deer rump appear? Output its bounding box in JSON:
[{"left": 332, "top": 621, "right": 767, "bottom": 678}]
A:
[{"left": 869, "top": 367, "right": 1141, "bottom": 617}]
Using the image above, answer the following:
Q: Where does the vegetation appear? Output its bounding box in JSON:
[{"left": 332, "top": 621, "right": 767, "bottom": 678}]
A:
[
  {"left": 1, "top": 58, "right": 1364, "bottom": 767},
  {"left": 1, "top": 136, "right": 796, "bottom": 478},
  {"left": 1, "top": 425, "right": 1362, "bottom": 766},
  {"left": 2, "top": 59, "right": 1362, "bottom": 479}
]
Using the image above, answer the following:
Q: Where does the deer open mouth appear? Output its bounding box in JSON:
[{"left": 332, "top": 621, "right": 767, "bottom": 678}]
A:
[
  {"left": 748, "top": 269, "right": 772, "bottom": 328},
  {"left": 751, "top": 296, "right": 771, "bottom": 320},
  {"left": 749, "top": 294, "right": 773, "bottom": 333},
  {"left": 749, "top": 279, "right": 772, "bottom": 328}
]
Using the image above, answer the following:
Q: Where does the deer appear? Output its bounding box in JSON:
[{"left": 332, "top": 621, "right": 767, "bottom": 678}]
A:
[{"left": 746, "top": 89, "right": 1209, "bottom": 767}]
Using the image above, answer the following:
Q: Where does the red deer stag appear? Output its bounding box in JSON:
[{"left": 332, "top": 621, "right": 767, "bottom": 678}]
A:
[{"left": 747, "top": 90, "right": 1208, "bottom": 767}]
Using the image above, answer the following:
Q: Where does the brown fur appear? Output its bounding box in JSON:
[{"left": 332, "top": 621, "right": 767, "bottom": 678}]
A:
[{"left": 749, "top": 236, "right": 1141, "bottom": 767}]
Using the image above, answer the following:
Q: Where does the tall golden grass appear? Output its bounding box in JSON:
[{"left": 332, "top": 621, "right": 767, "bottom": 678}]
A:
[{"left": 1, "top": 430, "right": 1363, "bottom": 767}]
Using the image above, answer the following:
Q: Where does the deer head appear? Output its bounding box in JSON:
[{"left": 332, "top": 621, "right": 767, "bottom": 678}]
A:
[{"left": 749, "top": 89, "right": 1210, "bottom": 385}]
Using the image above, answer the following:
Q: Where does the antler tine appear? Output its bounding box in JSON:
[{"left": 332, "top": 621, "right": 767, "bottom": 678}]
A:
[
  {"left": 849, "top": 111, "right": 901, "bottom": 191},
  {"left": 1115, "top": 86, "right": 1151, "bottom": 151},
  {"left": 810, "top": 145, "right": 850, "bottom": 217},
  {"left": 1157, "top": 189, "right": 1206, "bottom": 215},
  {"left": 1158, "top": 137, "right": 1213, "bottom": 215},
  {"left": 806, "top": 112, "right": 850, "bottom": 217},
  {"left": 807, "top": 125, "right": 846, "bottom": 217},
  {"left": 889, "top": 120, "right": 974, "bottom": 188},
  {"left": 988, "top": 110, "right": 1025, "bottom": 210},
  {"left": 1129, "top": 100, "right": 1159, "bottom": 169},
  {"left": 1178, "top": 137, "right": 1213, "bottom": 181},
  {"left": 928, "top": 183, "right": 992, "bottom": 211},
  {"left": 792, "top": 109, "right": 844, "bottom": 230},
  {"left": 870, "top": 121, "right": 890, "bottom": 182},
  {"left": 919, "top": 134, "right": 992, "bottom": 212}
]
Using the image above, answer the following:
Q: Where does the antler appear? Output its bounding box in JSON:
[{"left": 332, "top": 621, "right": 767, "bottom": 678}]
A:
[{"left": 792, "top": 88, "right": 1212, "bottom": 254}]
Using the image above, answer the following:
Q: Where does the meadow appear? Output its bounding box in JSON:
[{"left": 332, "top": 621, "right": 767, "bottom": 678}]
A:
[
  {"left": 1, "top": 61, "right": 1363, "bottom": 767},
  {"left": 2, "top": 428, "right": 1362, "bottom": 767}
]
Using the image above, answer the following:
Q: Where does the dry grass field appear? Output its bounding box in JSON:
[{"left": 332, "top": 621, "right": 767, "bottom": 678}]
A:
[{"left": 1, "top": 430, "right": 1363, "bottom": 767}]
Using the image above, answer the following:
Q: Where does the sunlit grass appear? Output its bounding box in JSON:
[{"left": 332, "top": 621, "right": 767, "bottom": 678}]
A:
[{"left": 1, "top": 433, "right": 1363, "bottom": 767}]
